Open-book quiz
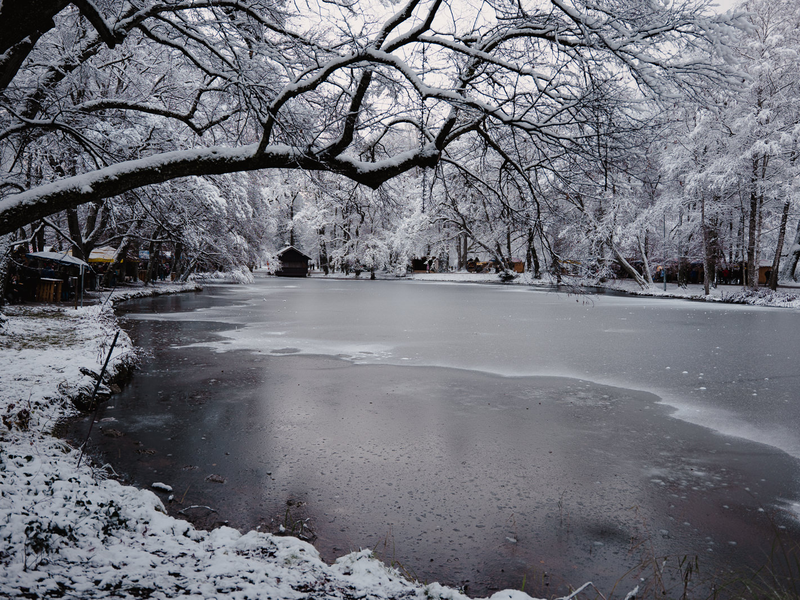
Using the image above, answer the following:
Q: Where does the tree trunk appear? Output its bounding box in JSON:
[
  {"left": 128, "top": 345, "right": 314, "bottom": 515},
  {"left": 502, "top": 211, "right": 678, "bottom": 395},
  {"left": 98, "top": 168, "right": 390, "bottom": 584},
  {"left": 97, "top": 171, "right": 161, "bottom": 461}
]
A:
[
  {"left": 768, "top": 200, "right": 791, "bottom": 290},
  {"left": 0, "top": 234, "right": 11, "bottom": 307},
  {"left": 34, "top": 221, "right": 45, "bottom": 252},
  {"left": 81, "top": 201, "right": 107, "bottom": 259},
  {"left": 66, "top": 208, "right": 86, "bottom": 260},
  {"left": 454, "top": 232, "right": 463, "bottom": 271},
  {"left": 179, "top": 256, "right": 200, "bottom": 282},
  {"left": 701, "top": 194, "right": 711, "bottom": 296},
  {"left": 461, "top": 232, "right": 469, "bottom": 271},
  {"left": 780, "top": 218, "right": 800, "bottom": 282},
  {"left": 171, "top": 242, "right": 183, "bottom": 280},
  {"left": 318, "top": 227, "right": 329, "bottom": 275},
  {"left": 103, "top": 237, "right": 130, "bottom": 288},
  {"left": 609, "top": 239, "right": 648, "bottom": 289},
  {"left": 755, "top": 195, "right": 764, "bottom": 285},
  {"left": 551, "top": 251, "right": 562, "bottom": 284},
  {"left": 493, "top": 241, "right": 505, "bottom": 272},
  {"left": 145, "top": 236, "right": 161, "bottom": 284},
  {"left": 639, "top": 234, "right": 654, "bottom": 285},
  {"left": 526, "top": 227, "right": 540, "bottom": 278},
  {"left": 746, "top": 159, "right": 760, "bottom": 289}
]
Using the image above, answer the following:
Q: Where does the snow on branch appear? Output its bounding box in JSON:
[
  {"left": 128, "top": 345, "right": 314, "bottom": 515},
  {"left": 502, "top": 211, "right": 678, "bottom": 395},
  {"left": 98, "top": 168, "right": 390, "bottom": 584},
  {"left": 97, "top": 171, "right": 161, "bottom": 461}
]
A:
[{"left": 0, "top": 142, "right": 441, "bottom": 236}]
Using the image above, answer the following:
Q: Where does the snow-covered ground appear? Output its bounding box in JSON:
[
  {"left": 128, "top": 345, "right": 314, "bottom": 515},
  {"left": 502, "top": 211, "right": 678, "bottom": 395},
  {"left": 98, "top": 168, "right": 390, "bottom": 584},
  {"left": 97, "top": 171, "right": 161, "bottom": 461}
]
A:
[
  {"left": 401, "top": 271, "right": 800, "bottom": 309},
  {"left": 0, "top": 281, "right": 540, "bottom": 600}
]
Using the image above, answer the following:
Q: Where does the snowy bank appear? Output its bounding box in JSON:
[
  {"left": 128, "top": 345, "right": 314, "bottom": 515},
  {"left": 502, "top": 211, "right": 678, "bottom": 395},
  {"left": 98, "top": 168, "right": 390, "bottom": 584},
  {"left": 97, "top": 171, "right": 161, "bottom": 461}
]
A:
[
  {"left": 399, "top": 271, "right": 800, "bottom": 309},
  {"left": 189, "top": 267, "right": 256, "bottom": 285},
  {"left": 0, "top": 283, "right": 545, "bottom": 600}
]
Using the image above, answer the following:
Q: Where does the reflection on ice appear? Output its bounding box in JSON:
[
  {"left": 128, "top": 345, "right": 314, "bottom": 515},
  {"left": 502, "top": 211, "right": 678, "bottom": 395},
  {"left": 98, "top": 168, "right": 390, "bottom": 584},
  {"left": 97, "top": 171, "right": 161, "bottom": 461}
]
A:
[{"left": 179, "top": 329, "right": 395, "bottom": 360}]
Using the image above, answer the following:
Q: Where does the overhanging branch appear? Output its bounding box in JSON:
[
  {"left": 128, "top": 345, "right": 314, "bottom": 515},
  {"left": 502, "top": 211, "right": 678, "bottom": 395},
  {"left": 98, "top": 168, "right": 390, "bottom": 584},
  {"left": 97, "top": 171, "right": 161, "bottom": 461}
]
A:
[{"left": 0, "top": 142, "right": 441, "bottom": 236}]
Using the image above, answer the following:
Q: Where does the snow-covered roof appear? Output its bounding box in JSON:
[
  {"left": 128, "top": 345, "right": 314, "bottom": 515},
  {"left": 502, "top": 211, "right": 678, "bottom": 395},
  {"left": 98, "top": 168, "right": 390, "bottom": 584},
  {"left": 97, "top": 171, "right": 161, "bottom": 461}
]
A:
[
  {"left": 87, "top": 246, "right": 118, "bottom": 262},
  {"left": 277, "top": 245, "right": 311, "bottom": 260},
  {"left": 26, "top": 250, "right": 91, "bottom": 269}
]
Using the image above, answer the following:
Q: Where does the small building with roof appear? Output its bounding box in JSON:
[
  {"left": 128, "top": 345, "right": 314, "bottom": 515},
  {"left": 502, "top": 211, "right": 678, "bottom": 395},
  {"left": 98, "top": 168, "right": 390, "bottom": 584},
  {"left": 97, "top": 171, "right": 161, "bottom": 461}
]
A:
[{"left": 276, "top": 246, "right": 311, "bottom": 277}]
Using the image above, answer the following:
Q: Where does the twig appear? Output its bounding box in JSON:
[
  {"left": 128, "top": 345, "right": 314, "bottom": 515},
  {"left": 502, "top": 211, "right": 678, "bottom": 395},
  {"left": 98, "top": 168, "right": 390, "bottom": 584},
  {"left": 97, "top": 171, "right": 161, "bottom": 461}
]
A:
[
  {"left": 77, "top": 330, "right": 120, "bottom": 468},
  {"left": 178, "top": 505, "right": 218, "bottom": 515},
  {"left": 101, "top": 282, "right": 118, "bottom": 308},
  {"left": 562, "top": 581, "right": 604, "bottom": 600}
]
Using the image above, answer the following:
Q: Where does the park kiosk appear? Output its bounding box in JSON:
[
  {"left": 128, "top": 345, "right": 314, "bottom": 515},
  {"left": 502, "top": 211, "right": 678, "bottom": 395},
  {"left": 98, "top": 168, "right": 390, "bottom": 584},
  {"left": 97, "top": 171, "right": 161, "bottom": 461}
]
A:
[
  {"left": 25, "top": 250, "right": 92, "bottom": 303},
  {"left": 275, "top": 246, "right": 311, "bottom": 277}
]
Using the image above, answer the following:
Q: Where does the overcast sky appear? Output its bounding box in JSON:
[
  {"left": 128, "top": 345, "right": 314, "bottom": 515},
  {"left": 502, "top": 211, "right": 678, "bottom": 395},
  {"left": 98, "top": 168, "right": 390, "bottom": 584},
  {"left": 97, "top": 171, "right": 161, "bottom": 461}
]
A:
[{"left": 712, "top": 0, "right": 740, "bottom": 12}]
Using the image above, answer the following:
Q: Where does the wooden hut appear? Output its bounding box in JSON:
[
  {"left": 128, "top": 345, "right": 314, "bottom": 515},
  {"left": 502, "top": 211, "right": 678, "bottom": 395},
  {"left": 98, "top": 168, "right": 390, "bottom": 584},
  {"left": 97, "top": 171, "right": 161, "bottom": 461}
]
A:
[{"left": 276, "top": 246, "right": 311, "bottom": 277}]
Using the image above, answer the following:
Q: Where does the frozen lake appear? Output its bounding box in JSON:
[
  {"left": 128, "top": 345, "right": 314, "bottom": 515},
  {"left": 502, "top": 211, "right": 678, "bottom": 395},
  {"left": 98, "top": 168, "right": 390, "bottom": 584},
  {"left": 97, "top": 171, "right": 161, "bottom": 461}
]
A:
[{"left": 71, "top": 276, "right": 800, "bottom": 597}]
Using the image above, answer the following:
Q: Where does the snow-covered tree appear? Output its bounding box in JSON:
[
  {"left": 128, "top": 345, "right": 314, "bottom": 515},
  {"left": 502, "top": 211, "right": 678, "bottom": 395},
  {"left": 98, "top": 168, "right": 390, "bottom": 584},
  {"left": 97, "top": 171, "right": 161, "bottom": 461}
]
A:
[
  {"left": 659, "top": 0, "right": 800, "bottom": 289},
  {"left": 1, "top": 0, "right": 744, "bottom": 242}
]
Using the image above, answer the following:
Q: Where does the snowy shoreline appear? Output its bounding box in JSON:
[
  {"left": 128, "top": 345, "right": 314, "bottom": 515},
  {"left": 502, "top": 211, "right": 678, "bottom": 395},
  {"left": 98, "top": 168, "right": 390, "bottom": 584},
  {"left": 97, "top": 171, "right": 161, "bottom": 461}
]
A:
[
  {"left": 0, "top": 281, "right": 540, "bottom": 600},
  {"left": 398, "top": 271, "right": 800, "bottom": 309}
]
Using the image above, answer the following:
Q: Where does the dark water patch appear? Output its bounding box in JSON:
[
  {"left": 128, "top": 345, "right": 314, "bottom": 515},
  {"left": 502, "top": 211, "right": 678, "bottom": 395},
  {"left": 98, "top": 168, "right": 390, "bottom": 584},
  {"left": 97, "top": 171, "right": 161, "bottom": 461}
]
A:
[{"left": 63, "top": 311, "right": 800, "bottom": 598}]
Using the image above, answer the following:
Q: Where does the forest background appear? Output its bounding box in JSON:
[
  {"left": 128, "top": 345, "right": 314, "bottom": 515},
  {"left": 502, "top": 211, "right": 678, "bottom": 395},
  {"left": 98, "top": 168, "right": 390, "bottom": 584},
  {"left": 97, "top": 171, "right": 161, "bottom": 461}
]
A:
[{"left": 1, "top": 0, "right": 799, "bottom": 298}]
